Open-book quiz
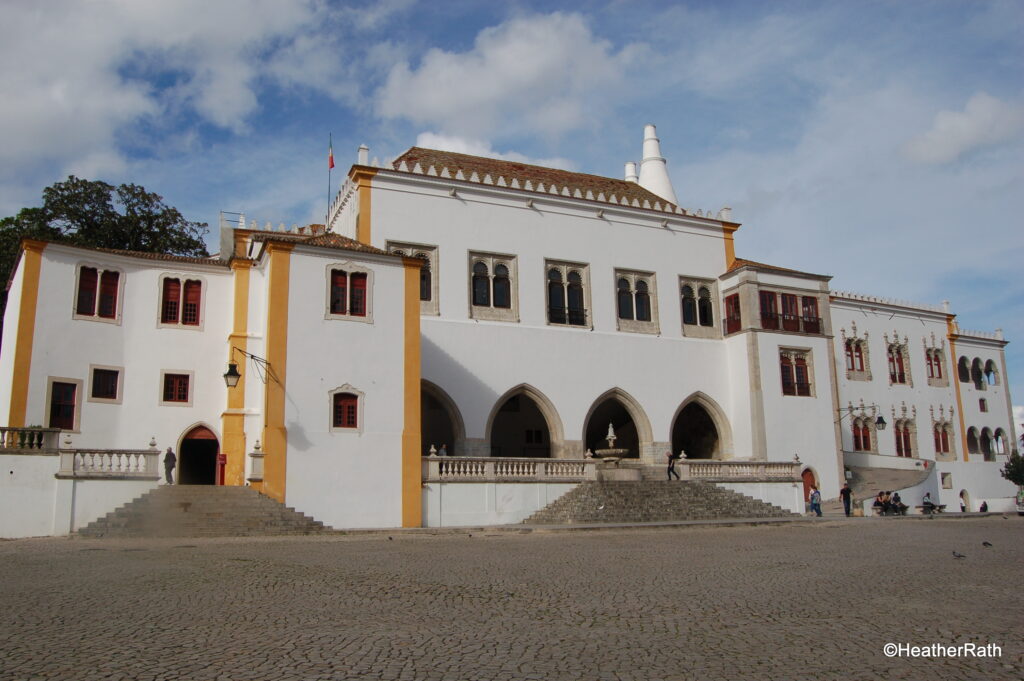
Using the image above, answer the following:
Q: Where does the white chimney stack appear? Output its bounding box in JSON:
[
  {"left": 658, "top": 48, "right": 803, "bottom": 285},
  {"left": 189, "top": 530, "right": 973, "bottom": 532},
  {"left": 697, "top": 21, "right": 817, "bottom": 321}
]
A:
[
  {"left": 637, "top": 124, "right": 679, "bottom": 205},
  {"left": 624, "top": 161, "right": 638, "bottom": 183},
  {"left": 357, "top": 144, "right": 369, "bottom": 166}
]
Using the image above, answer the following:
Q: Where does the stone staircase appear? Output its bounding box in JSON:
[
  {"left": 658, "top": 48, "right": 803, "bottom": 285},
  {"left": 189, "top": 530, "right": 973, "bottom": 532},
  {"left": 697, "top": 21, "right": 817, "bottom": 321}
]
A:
[
  {"left": 524, "top": 481, "right": 796, "bottom": 524},
  {"left": 77, "top": 486, "right": 328, "bottom": 538}
]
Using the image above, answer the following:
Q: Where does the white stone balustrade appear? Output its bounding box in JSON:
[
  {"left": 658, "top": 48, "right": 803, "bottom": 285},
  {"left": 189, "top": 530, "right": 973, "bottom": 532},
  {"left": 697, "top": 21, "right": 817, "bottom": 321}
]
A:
[
  {"left": 57, "top": 449, "right": 160, "bottom": 480},
  {"left": 0, "top": 427, "right": 61, "bottom": 453},
  {"left": 422, "top": 457, "right": 598, "bottom": 482},
  {"left": 680, "top": 460, "right": 800, "bottom": 481}
]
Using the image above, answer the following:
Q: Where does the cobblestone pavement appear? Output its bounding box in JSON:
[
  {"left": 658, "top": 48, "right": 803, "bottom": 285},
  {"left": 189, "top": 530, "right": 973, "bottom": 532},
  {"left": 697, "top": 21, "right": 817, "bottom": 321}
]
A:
[{"left": 1, "top": 518, "right": 1021, "bottom": 681}]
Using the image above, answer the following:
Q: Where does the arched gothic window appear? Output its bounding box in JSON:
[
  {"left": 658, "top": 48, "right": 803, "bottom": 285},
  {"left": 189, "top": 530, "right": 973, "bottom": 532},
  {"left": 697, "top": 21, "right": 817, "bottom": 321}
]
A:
[
  {"left": 681, "top": 285, "right": 696, "bottom": 325},
  {"left": 617, "top": 278, "right": 633, "bottom": 320},
  {"left": 472, "top": 261, "right": 490, "bottom": 307},
  {"left": 697, "top": 287, "right": 713, "bottom": 326},
  {"left": 958, "top": 356, "right": 970, "bottom": 382}
]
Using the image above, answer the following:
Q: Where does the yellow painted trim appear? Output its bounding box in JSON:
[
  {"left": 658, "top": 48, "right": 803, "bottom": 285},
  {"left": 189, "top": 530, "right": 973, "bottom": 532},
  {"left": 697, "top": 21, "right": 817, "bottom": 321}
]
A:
[
  {"left": 354, "top": 169, "right": 378, "bottom": 246},
  {"left": 401, "top": 257, "right": 423, "bottom": 527},
  {"left": 947, "top": 317, "right": 969, "bottom": 462},
  {"left": 222, "top": 259, "right": 252, "bottom": 487},
  {"left": 262, "top": 244, "right": 293, "bottom": 502},
  {"left": 722, "top": 222, "right": 740, "bottom": 269},
  {"left": 7, "top": 240, "right": 46, "bottom": 427}
]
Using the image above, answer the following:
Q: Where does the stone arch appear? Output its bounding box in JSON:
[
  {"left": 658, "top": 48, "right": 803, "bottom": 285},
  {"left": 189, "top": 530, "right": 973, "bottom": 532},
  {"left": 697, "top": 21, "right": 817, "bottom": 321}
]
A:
[
  {"left": 485, "top": 384, "right": 565, "bottom": 458},
  {"left": 582, "top": 387, "right": 654, "bottom": 460},
  {"left": 669, "top": 392, "right": 734, "bottom": 460},
  {"left": 421, "top": 380, "right": 466, "bottom": 457},
  {"left": 177, "top": 423, "right": 221, "bottom": 485},
  {"left": 959, "top": 489, "right": 971, "bottom": 512}
]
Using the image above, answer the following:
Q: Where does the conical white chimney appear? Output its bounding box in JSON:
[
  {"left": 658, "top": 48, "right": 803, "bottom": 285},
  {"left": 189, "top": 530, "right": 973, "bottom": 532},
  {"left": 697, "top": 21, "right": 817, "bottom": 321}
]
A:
[
  {"left": 637, "top": 124, "right": 678, "bottom": 205},
  {"left": 624, "top": 161, "right": 638, "bottom": 183}
]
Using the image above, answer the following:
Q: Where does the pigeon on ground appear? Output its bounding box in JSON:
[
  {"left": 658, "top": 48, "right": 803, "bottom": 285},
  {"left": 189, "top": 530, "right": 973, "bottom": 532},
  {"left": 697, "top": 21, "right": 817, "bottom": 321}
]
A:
[
  {"left": 952, "top": 551, "right": 966, "bottom": 559},
  {"left": 982, "top": 541, "right": 992, "bottom": 547},
  {"left": 388, "top": 536, "right": 393, "bottom": 541},
  {"left": 598, "top": 504, "right": 605, "bottom": 510}
]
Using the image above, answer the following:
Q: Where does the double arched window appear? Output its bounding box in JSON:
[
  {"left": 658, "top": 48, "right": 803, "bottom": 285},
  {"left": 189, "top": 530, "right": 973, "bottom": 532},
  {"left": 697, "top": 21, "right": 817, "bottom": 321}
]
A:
[
  {"left": 894, "top": 420, "right": 914, "bottom": 457},
  {"left": 887, "top": 344, "right": 909, "bottom": 385},
  {"left": 160, "top": 277, "right": 202, "bottom": 327},
  {"left": 388, "top": 242, "right": 439, "bottom": 315},
  {"left": 845, "top": 340, "right": 866, "bottom": 373},
  {"left": 615, "top": 271, "right": 654, "bottom": 327},
  {"left": 852, "top": 417, "right": 873, "bottom": 452},
  {"left": 681, "top": 283, "right": 714, "bottom": 327},
  {"left": 75, "top": 265, "right": 122, "bottom": 322},
  {"left": 933, "top": 423, "right": 953, "bottom": 456},
  {"left": 547, "top": 262, "right": 587, "bottom": 326},
  {"left": 469, "top": 253, "right": 517, "bottom": 322}
]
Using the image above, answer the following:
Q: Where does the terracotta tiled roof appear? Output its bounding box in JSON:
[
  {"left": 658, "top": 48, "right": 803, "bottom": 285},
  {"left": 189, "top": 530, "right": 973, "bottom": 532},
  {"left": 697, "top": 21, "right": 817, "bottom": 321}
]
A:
[
  {"left": 392, "top": 147, "right": 678, "bottom": 210},
  {"left": 252, "top": 231, "right": 391, "bottom": 256},
  {"left": 30, "top": 238, "right": 227, "bottom": 267},
  {"left": 727, "top": 257, "right": 830, "bottom": 279}
]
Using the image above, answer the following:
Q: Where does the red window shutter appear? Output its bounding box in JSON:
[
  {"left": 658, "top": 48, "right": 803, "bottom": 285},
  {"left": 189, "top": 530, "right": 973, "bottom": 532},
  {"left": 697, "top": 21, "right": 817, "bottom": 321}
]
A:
[
  {"left": 862, "top": 426, "right": 871, "bottom": 451},
  {"left": 98, "top": 271, "right": 119, "bottom": 318},
  {"left": 77, "top": 267, "right": 98, "bottom": 316},
  {"left": 902, "top": 428, "right": 912, "bottom": 456},
  {"left": 780, "top": 357, "right": 795, "bottom": 395},
  {"left": 330, "top": 270, "right": 347, "bottom": 315},
  {"left": 162, "top": 278, "right": 181, "bottom": 323},
  {"left": 934, "top": 426, "right": 942, "bottom": 453},
  {"left": 853, "top": 424, "right": 862, "bottom": 451},
  {"left": 333, "top": 393, "right": 358, "bottom": 428},
  {"left": 896, "top": 427, "right": 904, "bottom": 456},
  {"left": 854, "top": 345, "right": 864, "bottom": 372},
  {"left": 794, "top": 358, "right": 810, "bottom": 396},
  {"left": 349, "top": 273, "right": 367, "bottom": 316},
  {"left": 845, "top": 343, "right": 854, "bottom": 371},
  {"left": 941, "top": 428, "right": 949, "bottom": 453},
  {"left": 48, "top": 382, "right": 76, "bottom": 429},
  {"left": 182, "top": 280, "right": 201, "bottom": 325},
  {"left": 163, "top": 374, "right": 189, "bottom": 402},
  {"left": 934, "top": 354, "right": 942, "bottom": 378}
]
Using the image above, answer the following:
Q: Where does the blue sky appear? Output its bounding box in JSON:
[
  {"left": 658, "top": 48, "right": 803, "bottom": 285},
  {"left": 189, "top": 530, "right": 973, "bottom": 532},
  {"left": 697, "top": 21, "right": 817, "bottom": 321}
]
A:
[{"left": 2, "top": 0, "right": 1022, "bottom": 424}]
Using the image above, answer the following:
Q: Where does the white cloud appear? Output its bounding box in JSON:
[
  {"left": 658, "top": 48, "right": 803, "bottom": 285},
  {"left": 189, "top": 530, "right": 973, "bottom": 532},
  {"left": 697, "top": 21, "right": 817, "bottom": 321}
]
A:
[
  {"left": 903, "top": 93, "right": 1024, "bottom": 164},
  {"left": 0, "top": 0, "right": 357, "bottom": 212},
  {"left": 377, "top": 13, "right": 636, "bottom": 140},
  {"left": 414, "top": 133, "right": 576, "bottom": 171}
]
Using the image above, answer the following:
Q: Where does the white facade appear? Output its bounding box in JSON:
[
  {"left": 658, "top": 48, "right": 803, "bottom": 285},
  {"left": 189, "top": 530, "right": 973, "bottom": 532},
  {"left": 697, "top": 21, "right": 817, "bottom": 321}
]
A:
[{"left": 0, "top": 128, "right": 1017, "bottom": 536}]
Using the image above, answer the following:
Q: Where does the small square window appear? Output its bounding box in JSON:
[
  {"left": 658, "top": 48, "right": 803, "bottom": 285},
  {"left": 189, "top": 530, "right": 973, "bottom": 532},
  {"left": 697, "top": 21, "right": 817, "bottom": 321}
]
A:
[
  {"left": 88, "top": 366, "right": 122, "bottom": 404},
  {"left": 979, "top": 398, "right": 988, "bottom": 412},
  {"left": 160, "top": 371, "right": 194, "bottom": 407}
]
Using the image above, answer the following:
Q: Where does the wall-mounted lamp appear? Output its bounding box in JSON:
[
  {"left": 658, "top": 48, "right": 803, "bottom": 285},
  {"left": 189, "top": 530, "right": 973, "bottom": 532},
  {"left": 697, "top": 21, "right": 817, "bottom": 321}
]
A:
[
  {"left": 224, "top": 347, "right": 274, "bottom": 387},
  {"left": 836, "top": 406, "right": 887, "bottom": 431}
]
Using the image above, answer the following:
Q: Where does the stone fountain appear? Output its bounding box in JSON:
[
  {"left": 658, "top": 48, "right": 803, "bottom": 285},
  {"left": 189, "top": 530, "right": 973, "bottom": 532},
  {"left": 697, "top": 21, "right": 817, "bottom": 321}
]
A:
[{"left": 595, "top": 422, "right": 630, "bottom": 462}]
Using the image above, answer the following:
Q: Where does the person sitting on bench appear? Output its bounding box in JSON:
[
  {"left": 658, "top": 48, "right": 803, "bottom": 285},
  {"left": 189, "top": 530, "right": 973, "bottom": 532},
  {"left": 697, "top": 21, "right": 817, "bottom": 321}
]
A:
[
  {"left": 873, "top": 492, "right": 887, "bottom": 514},
  {"left": 890, "top": 491, "right": 908, "bottom": 515},
  {"left": 922, "top": 493, "right": 937, "bottom": 514}
]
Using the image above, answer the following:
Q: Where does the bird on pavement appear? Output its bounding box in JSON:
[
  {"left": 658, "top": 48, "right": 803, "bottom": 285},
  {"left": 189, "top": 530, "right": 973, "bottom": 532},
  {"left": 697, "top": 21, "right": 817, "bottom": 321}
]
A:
[
  {"left": 982, "top": 541, "right": 992, "bottom": 547},
  {"left": 952, "top": 551, "right": 966, "bottom": 559}
]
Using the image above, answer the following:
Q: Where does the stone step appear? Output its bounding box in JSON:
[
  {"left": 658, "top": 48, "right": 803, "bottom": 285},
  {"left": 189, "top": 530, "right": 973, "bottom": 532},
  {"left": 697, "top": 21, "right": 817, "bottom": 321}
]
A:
[
  {"left": 77, "top": 485, "right": 329, "bottom": 538},
  {"left": 525, "top": 481, "right": 795, "bottom": 525}
]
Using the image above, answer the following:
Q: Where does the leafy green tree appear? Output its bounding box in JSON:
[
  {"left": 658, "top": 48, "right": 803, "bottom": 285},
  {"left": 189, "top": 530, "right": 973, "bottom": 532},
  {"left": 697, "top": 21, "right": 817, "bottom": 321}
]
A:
[
  {"left": 1, "top": 177, "right": 209, "bottom": 343},
  {"left": 1001, "top": 450, "right": 1024, "bottom": 488}
]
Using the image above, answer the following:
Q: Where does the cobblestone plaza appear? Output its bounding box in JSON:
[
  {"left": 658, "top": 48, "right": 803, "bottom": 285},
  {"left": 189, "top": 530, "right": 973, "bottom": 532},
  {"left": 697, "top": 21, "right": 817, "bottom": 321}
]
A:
[{"left": 1, "top": 518, "right": 1021, "bottom": 681}]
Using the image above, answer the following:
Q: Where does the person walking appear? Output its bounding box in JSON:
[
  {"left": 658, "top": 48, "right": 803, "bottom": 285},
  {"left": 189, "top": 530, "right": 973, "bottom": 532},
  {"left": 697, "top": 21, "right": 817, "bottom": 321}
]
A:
[
  {"left": 666, "top": 450, "right": 680, "bottom": 480},
  {"left": 839, "top": 482, "right": 852, "bottom": 517},
  {"left": 809, "top": 486, "right": 822, "bottom": 517},
  {"left": 163, "top": 447, "right": 177, "bottom": 485}
]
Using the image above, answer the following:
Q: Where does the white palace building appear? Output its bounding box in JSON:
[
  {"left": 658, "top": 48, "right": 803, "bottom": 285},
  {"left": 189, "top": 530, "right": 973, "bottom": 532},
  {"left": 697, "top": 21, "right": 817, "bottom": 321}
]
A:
[{"left": 0, "top": 125, "right": 1017, "bottom": 537}]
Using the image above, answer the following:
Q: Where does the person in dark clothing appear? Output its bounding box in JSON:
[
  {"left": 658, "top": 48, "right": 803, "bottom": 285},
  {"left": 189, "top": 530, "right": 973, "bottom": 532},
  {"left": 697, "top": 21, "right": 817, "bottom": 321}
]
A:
[
  {"left": 666, "top": 450, "right": 680, "bottom": 480},
  {"left": 839, "top": 483, "right": 853, "bottom": 516},
  {"left": 164, "top": 447, "right": 177, "bottom": 485}
]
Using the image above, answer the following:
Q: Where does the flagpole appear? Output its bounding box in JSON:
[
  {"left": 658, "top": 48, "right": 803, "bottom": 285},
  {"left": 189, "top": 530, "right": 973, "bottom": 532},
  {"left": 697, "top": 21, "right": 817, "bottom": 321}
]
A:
[{"left": 326, "top": 133, "right": 333, "bottom": 228}]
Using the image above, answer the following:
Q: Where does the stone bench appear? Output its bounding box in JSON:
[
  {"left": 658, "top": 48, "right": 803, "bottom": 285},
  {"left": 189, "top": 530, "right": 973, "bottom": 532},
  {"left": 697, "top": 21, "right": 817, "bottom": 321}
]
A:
[{"left": 915, "top": 504, "right": 946, "bottom": 515}]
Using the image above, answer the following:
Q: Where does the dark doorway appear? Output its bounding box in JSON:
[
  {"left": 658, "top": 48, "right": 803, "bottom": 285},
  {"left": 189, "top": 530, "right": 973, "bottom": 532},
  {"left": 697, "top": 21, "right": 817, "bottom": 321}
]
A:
[
  {"left": 490, "top": 394, "right": 551, "bottom": 457},
  {"left": 801, "top": 469, "right": 816, "bottom": 502},
  {"left": 585, "top": 399, "right": 639, "bottom": 458},
  {"left": 671, "top": 402, "right": 719, "bottom": 459},
  {"left": 179, "top": 426, "right": 220, "bottom": 485},
  {"left": 422, "top": 390, "right": 456, "bottom": 456}
]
